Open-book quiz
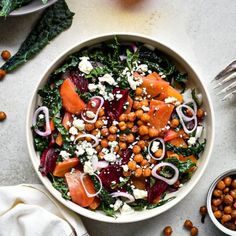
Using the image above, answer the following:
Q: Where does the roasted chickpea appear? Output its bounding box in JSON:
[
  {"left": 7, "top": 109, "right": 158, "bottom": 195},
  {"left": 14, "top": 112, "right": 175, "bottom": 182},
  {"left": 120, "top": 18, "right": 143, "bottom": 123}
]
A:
[
  {"left": 133, "top": 145, "right": 141, "bottom": 154},
  {"left": 119, "top": 142, "right": 127, "bottom": 150},
  {"left": 85, "top": 136, "right": 92, "bottom": 142},
  {"left": 141, "top": 159, "right": 149, "bottom": 167},
  {"left": 101, "top": 127, "right": 109, "bottom": 137},
  {"left": 0, "top": 69, "right": 6, "bottom": 80},
  {"left": 107, "top": 134, "right": 117, "bottom": 141},
  {"left": 138, "top": 140, "right": 146, "bottom": 149},
  {"left": 231, "top": 179, "right": 236, "bottom": 188},
  {"left": 199, "top": 206, "right": 207, "bottom": 217},
  {"left": 119, "top": 134, "right": 127, "bottom": 142},
  {"left": 132, "top": 101, "right": 141, "bottom": 110},
  {"left": 0, "top": 111, "right": 7, "bottom": 121},
  {"left": 98, "top": 151, "right": 104, "bottom": 159},
  {"left": 123, "top": 170, "right": 132, "bottom": 177},
  {"left": 141, "top": 113, "right": 150, "bottom": 122},
  {"left": 127, "top": 122, "right": 134, "bottom": 129},
  {"left": 224, "top": 206, "right": 232, "bottom": 214},
  {"left": 148, "top": 127, "right": 159, "bottom": 137},
  {"left": 141, "top": 99, "right": 149, "bottom": 107},
  {"left": 213, "top": 189, "right": 223, "bottom": 198},
  {"left": 231, "top": 210, "right": 236, "bottom": 219},
  {"left": 221, "top": 214, "right": 232, "bottom": 224},
  {"left": 135, "top": 109, "right": 143, "bottom": 118},
  {"left": 154, "top": 149, "right": 163, "bottom": 158},
  {"left": 212, "top": 205, "right": 218, "bottom": 212},
  {"left": 109, "top": 126, "right": 118, "bottom": 134},
  {"left": 131, "top": 125, "right": 139, "bottom": 133},
  {"left": 127, "top": 112, "right": 136, "bottom": 122},
  {"left": 216, "top": 180, "right": 226, "bottom": 190},
  {"left": 190, "top": 227, "right": 198, "bottom": 236},
  {"left": 139, "top": 125, "right": 149, "bottom": 135},
  {"left": 214, "top": 210, "right": 222, "bottom": 219},
  {"left": 118, "top": 121, "right": 127, "bottom": 131},
  {"left": 95, "top": 145, "right": 102, "bottom": 152},
  {"left": 224, "top": 187, "right": 230, "bottom": 194},
  {"left": 150, "top": 158, "right": 157, "bottom": 164},
  {"left": 224, "top": 176, "right": 233, "bottom": 186},
  {"left": 184, "top": 219, "right": 193, "bottom": 230},
  {"left": 95, "top": 120, "right": 104, "bottom": 129},
  {"left": 170, "top": 118, "right": 179, "bottom": 128},
  {"left": 85, "top": 123, "right": 95, "bottom": 131},
  {"left": 230, "top": 189, "right": 236, "bottom": 199},
  {"left": 224, "top": 194, "right": 234, "bottom": 205},
  {"left": 119, "top": 114, "right": 128, "bottom": 122},
  {"left": 1, "top": 50, "right": 11, "bottom": 61},
  {"left": 98, "top": 107, "right": 105, "bottom": 117},
  {"left": 126, "top": 134, "right": 135, "bottom": 143},
  {"left": 135, "top": 87, "right": 143, "bottom": 96},
  {"left": 143, "top": 167, "right": 151, "bottom": 177},
  {"left": 197, "top": 108, "right": 204, "bottom": 118},
  {"left": 101, "top": 139, "right": 108, "bottom": 148},
  {"left": 135, "top": 168, "right": 143, "bottom": 177},
  {"left": 137, "top": 120, "right": 144, "bottom": 126},
  {"left": 128, "top": 160, "right": 136, "bottom": 171},
  {"left": 212, "top": 198, "right": 222, "bottom": 207},
  {"left": 134, "top": 154, "right": 143, "bottom": 163},
  {"left": 113, "top": 146, "right": 120, "bottom": 153},
  {"left": 163, "top": 226, "right": 172, "bottom": 236}
]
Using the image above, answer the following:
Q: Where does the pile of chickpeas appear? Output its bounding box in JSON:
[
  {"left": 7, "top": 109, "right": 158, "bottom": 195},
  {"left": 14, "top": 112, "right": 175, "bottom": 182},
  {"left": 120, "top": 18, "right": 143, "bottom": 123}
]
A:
[{"left": 211, "top": 175, "right": 236, "bottom": 230}]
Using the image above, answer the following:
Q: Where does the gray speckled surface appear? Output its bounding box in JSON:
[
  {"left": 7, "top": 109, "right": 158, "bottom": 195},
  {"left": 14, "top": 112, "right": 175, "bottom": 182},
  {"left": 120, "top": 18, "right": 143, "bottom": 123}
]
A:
[{"left": 1, "top": 0, "right": 236, "bottom": 235}]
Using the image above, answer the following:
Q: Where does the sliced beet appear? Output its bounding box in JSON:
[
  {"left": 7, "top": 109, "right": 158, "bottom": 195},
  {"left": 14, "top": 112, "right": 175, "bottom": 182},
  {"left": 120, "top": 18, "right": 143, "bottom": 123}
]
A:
[
  {"left": 104, "top": 88, "right": 129, "bottom": 121},
  {"left": 39, "top": 147, "right": 58, "bottom": 176},
  {"left": 98, "top": 165, "right": 123, "bottom": 191},
  {"left": 121, "top": 148, "right": 132, "bottom": 165},
  {"left": 147, "top": 179, "right": 168, "bottom": 204},
  {"left": 65, "top": 69, "right": 89, "bottom": 93}
]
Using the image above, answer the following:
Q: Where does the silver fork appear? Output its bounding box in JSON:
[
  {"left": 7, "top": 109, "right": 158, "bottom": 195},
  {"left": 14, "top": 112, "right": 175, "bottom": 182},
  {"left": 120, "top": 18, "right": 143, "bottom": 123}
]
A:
[{"left": 214, "top": 60, "right": 236, "bottom": 100}]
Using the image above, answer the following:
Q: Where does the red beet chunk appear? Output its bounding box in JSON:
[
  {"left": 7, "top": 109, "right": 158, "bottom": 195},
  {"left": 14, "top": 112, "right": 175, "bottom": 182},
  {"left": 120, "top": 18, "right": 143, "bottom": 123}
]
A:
[
  {"left": 104, "top": 88, "right": 129, "bottom": 121},
  {"left": 147, "top": 179, "right": 168, "bottom": 204},
  {"left": 39, "top": 148, "right": 58, "bottom": 176},
  {"left": 98, "top": 165, "right": 123, "bottom": 191},
  {"left": 121, "top": 148, "right": 132, "bottom": 164}
]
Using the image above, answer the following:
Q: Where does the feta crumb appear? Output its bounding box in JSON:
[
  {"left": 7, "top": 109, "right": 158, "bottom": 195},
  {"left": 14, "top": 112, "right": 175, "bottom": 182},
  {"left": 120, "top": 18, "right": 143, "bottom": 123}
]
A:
[
  {"left": 75, "top": 146, "right": 85, "bottom": 156},
  {"left": 73, "top": 119, "right": 85, "bottom": 131},
  {"left": 142, "top": 105, "right": 150, "bottom": 112},
  {"left": 59, "top": 150, "right": 71, "bottom": 160},
  {"left": 164, "top": 97, "right": 178, "bottom": 104},
  {"left": 70, "top": 135, "right": 75, "bottom": 141},
  {"left": 69, "top": 126, "right": 78, "bottom": 135},
  {"left": 91, "top": 101, "right": 96, "bottom": 107},
  {"left": 79, "top": 57, "right": 93, "bottom": 74},
  {"left": 127, "top": 73, "right": 143, "bottom": 90},
  {"left": 88, "top": 83, "right": 98, "bottom": 92},
  {"left": 187, "top": 137, "right": 196, "bottom": 146},
  {"left": 122, "top": 164, "right": 129, "bottom": 172},
  {"left": 98, "top": 74, "right": 116, "bottom": 85},
  {"left": 66, "top": 120, "right": 72, "bottom": 127},
  {"left": 83, "top": 161, "right": 94, "bottom": 175},
  {"left": 86, "top": 147, "right": 95, "bottom": 156},
  {"left": 137, "top": 64, "right": 148, "bottom": 72},
  {"left": 120, "top": 203, "right": 134, "bottom": 214},
  {"left": 86, "top": 111, "right": 96, "bottom": 119},
  {"left": 151, "top": 141, "right": 160, "bottom": 153},
  {"left": 133, "top": 189, "right": 148, "bottom": 199},
  {"left": 113, "top": 199, "right": 123, "bottom": 211},
  {"left": 116, "top": 94, "right": 123, "bottom": 100},
  {"left": 38, "top": 114, "right": 44, "bottom": 119},
  {"left": 119, "top": 177, "right": 125, "bottom": 182},
  {"left": 104, "top": 153, "right": 117, "bottom": 162}
]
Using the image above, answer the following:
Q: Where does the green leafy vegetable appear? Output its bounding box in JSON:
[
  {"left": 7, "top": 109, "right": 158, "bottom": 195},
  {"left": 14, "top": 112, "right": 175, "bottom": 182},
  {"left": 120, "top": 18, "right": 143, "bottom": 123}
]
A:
[
  {"left": 166, "top": 140, "right": 206, "bottom": 158},
  {"left": 54, "top": 56, "right": 79, "bottom": 75},
  {"left": 191, "top": 89, "right": 202, "bottom": 106},
  {"left": 1, "top": 0, "right": 74, "bottom": 72},
  {"left": 51, "top": 175, "right": 71, "bottom": 200},
  {"left": 34, "top": 137, "right": 48, "bottom": 153}
]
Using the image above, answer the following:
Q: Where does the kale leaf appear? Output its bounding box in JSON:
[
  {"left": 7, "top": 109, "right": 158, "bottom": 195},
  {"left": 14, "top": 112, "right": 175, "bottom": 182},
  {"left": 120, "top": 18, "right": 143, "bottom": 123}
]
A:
[
  {"left": 51, "top": 175, "right": 71, "bottom": 200},
  {"left": 34, "top": 137, "right": 48, "bottom": 153},
  {"left": 54, "top": 56, "right": 79, "bottom": 75},
  {"left": 1, "top": 0, "right": 74, "bottom": 72},
  {"left": 166, "top": 140, "right": 206, "bottom": 158}
]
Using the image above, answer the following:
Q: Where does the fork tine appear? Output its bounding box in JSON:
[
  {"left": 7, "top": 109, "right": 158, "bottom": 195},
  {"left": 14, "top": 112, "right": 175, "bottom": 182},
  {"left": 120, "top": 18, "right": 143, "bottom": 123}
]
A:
[
  {"left": 217, "top": 80, "right": 236, "bottom": 95},
  {"left": 222, "top": 89, "right": 236, "bottom": 101},
  {"left": 214, "top": 72, "right": 236, "bottom": 89},
  {"left": 215, "top": 60, "right": 236, "bottom": 80}
]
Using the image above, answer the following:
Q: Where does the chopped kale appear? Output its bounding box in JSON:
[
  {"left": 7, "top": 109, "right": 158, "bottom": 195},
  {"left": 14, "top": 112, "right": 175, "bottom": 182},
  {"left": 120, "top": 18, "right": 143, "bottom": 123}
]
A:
[
  {"left": 51, "top": 175, "right": 71, "bottom": 200},
  {"left": 54, "top": 56, "right": 79, "bottom": 75},
  {"left": 34, "top": 137, "right": 48, "bottom": 153}
]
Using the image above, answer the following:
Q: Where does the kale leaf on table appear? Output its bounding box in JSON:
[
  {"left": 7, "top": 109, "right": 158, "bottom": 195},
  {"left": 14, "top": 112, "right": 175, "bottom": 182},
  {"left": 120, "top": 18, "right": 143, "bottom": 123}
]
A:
[{"left": 1, "top": 0, "right": 74, "bottom": 72}]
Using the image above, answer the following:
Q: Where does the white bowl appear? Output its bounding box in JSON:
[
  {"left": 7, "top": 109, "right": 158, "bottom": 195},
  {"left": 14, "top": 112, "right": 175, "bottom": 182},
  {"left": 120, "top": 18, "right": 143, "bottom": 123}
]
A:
[
  {"left": 26, "top": 33, "right": 215, "bottom": 223},
  {"left": 9, "top": 0, "right": 57, "bottom": 16}
]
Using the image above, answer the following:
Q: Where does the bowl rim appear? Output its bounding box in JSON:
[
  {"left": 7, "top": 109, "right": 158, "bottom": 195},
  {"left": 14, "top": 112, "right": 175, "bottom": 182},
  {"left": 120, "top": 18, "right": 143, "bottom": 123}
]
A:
[
  {"left": 26, "top": 32, "right": 215, "bottom": 223},
  {"left": 9, "top": 0, "right": 57, "bottom": 17},
  {"left": 207, "top": 169, "right": 236, "bottom": 235}
]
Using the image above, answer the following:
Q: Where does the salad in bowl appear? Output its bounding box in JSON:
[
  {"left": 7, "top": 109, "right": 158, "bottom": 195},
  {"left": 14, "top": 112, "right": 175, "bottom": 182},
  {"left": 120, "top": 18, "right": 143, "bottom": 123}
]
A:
[{"left": 29, "top": 35, "right": 212, "bottom": 221}]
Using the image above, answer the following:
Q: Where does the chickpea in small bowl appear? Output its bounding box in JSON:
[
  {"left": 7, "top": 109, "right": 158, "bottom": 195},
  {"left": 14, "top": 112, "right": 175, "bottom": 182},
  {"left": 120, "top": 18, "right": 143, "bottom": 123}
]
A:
[{"left": 207, "top": 169, "right": 236, "bottom": 235}]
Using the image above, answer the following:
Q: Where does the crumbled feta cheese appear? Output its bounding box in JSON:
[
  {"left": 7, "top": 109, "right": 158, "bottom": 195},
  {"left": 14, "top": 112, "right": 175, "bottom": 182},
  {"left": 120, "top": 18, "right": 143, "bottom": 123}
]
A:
[
  {"left": 127, "top": 74, "right": 143, "bottom": 90},
  {"left": 66, "top": 120, "right": 72, "bottom": 127},
  {"left": 164, "top": 96, "right": 178, "bottom": 104},
  {"left": 98, "top": 74, "right": 116, "bottom": 85},
  {"left": 122, "top": 164, "right": 129, "bottom": 172},
  {"left": 69, "top": 126, "right": 78, "bottom": 135},
  {"left": 108, "top": 93, "right": 114, "bottom": 101},
  {"left": 104, "top": 153, "right": 117, "bottom": 162},
  {"left": 78, "top": 57, "right": 93, "bottom": 74},
  {"left": 86, "top": 147, "right": 95, "bottom": 156},
  {"left": 119, "top": 177, "right": 125, "bottom": 182},
  {"left": 112, "top": 121, "right": 119, "bottom": 126},
  {"left": 116, "top": 94, "right": 123, "bottom": 100},
  {"left": 113, "top": 199, "right": 123, "bottom": 211},
  {"left": 142, "top": 105, "right": 150, "bottom": 112},
  {"left": 187, "top": 137, "right": 196, "bottom": 146},
  {"left": 137, "top": 64, "right": 148, "bottom": 72},
  {"left": 38, "top": 114, "right": 44, "bottom": 119},
  {"left": 88, "top": 83, "right": 98, "bottom": 92},
  {"left": 70, "top": 135, "right": 75, "bottom": 142},
  {"left": 120, "top": 203, "right": 134, "bottom": 214},
  {"left": 73, "top": 119, "right": 85, "bottom": 131},
  {"left": 86, "top": 111, "right": 96, "bottom": 119},
  {"left": 83, "top": 161, "right": 94, "bottom": 175},
  {"left": 151, "top": 141, "right": 160, "bottom": 153},
  {"left": 91, "top": 101, "right": 96, "bottom": 107},
  {"left": 102, "top": 148, "right": 109, "bottom": 154},
  {"left": 75, "top": 146, "right": 85, "bottom": 156},
  {"left": 133, "top": 189, "right": 148, "bottom": 199},
  {"left": 59, "top": 150, "right": 71, "bottom": 160},
  {"left": 109, "top": 141, "right": 118, "bottom": 148}
]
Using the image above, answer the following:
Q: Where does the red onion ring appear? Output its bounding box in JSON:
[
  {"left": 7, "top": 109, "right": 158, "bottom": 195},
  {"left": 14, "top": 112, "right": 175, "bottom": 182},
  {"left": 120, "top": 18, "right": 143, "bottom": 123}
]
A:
[
  {"left": 75, "top": 134, "right": 99, "bottom": 147},
  {"left": 152, "top": 162, "right": 179, "bottom": 185},
  {"left": 32, "top": 106, "right": 51, "bottom": 136},
  {"left": 110, "top": 191, "right": 135, "bottom": 203},
  {"left": 80, "top": 173, "right": 102, "bottom": 198},
  {"left": 81, "top": 96, "right": 104, "bottom": 124},
  {"left": 91, "top": 157, "right": 109, "bottom": 171},
  {"left": 148, "top": 138, "right": 165, "bottom": 160}
]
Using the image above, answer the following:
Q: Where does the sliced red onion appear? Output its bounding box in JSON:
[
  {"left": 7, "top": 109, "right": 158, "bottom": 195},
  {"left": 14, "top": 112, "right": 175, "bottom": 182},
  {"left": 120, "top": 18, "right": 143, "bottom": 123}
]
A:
[
  {"left": 75, "top": 134, "right": 99, "bottom": 147},
  {"left": 152, "top": 162, "right": 179, "bottom": 186},
  {"left": 80, "top": 173, "right": 102, "bottom": 198},
  {"left": 110, "top": 191, "right": 135, "bottom": 203},
  {"left": 131, "top": 43, "right": 138, "bottom": 52},
  {"left": 91, "top": 157, "right": 109, "bottom": 170},
  {"left": 195, "top": 126, "right": 203, "bottom": 139},
  {"left": 148, "top": 138, "right": 165, "bottom": 160},
  {"left": 81, "top": 96, "right": 104, "bottom": 124},
  {"left": 32, "top": 106, "right": 51, "bottom": 136}
]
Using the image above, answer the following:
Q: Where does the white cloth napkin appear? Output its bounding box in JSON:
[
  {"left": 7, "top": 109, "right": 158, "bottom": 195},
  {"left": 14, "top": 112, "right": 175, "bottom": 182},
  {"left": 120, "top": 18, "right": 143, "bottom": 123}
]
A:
[{"left": 0, "top": 184, "right": 89, "bottom": 236}]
